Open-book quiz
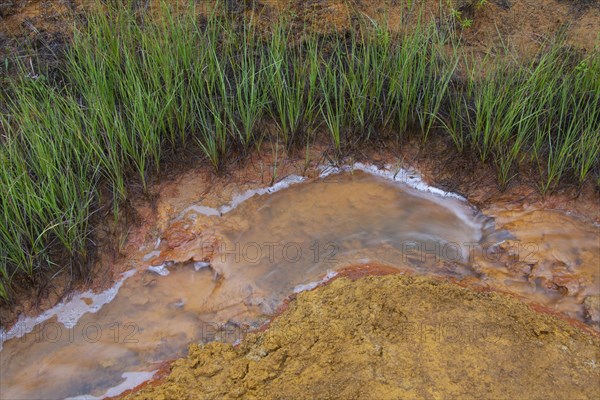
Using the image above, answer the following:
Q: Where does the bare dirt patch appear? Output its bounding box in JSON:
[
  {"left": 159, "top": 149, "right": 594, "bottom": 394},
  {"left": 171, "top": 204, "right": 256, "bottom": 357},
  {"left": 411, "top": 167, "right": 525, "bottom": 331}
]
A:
[{"left": 1, "top": 1, "right": 599, "bottom": 58}]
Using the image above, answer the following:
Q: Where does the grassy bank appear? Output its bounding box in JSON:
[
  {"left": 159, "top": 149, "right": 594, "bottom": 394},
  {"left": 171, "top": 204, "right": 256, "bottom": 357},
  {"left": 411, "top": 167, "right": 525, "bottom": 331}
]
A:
[{"left": 0, "top": 1, "right": 598, "bottom": 300}]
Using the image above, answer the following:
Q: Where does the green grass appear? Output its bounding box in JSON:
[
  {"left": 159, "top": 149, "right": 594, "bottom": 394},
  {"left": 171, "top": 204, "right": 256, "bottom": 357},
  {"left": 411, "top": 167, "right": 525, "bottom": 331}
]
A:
[
  {"left": 448, "top": 43, "right": 600, "bottom": 192},
  {"left": 0, "top": 1, "right": 598, "bottom": 300},
  {"left": 268, "top": 19, "right": 321, "bottom": 148}
]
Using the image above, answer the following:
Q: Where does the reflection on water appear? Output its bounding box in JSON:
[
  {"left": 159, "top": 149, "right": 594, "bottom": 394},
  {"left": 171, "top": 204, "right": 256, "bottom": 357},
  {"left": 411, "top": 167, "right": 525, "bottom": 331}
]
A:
[{"left": 0, "top": 170, "right": 597, "bottom": 399}]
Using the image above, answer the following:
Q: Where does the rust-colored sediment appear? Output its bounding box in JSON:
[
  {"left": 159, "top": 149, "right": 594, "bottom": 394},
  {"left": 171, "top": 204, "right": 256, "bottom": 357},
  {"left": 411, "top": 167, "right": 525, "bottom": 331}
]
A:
[
  {"left": 447, "top": 278, "right": 600, "bottom": 339},
  {"left": 123, "top": 269, "right": 600, "bottom": 400}
]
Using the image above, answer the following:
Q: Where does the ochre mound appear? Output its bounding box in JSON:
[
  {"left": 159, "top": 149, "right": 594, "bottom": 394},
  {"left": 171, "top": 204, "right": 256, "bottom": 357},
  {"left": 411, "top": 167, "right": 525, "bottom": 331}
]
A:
[{"left": 127, "top": 275, "right": 600, "bottom": 400}]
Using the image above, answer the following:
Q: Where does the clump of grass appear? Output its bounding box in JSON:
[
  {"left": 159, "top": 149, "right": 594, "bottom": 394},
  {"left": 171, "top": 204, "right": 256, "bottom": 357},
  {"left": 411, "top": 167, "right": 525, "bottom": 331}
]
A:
[
  {"left": 229, "top": 20, "right": 268, "bottom": 150},
  {"left": 386, "top": 22, "right": 457, "bottom": 139},
  {"left": 319, "top": 41, "right": 347, "bottom": 153},
  {"left": 1, "top": 76, "right": 98, "bottom": 297},
  {"left": 268, "top": 19, "right": 320, "bottom": 147},
  {"left": 194, "top": 13, "right": 232, "bottom": 170},
  {"left": 0, "top": 1, "right": 598, "bottom": 300}
]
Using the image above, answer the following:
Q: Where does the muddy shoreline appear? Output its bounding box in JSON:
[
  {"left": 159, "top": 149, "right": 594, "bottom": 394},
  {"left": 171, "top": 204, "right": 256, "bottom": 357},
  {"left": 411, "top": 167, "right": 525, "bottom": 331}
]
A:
[
  {"left": 0, "top": 142, "right": 598, "bottom": 399},
  {"left": 1, "top": 139, "right": 598, "bottom": 329},
  {"left": 123, "top": 272, "right": 600, "bottom": 400},
  {"left": 115, "top": 263, "right": 600, "bottom": 399}
]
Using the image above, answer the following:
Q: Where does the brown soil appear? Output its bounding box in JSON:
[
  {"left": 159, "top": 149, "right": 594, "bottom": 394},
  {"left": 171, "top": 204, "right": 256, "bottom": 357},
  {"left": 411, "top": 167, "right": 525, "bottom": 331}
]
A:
[
  {"left": 124, "top": 273, "right": 600, "bottom": 400},
  {"left": 1, "top": 1, "right": 599, "bottom": 60}
]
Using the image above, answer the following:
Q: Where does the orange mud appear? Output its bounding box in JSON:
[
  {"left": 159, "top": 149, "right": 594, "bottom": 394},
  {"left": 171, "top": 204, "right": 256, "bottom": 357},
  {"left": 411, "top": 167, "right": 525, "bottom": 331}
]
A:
[
  {"left": 1, "top": 140, "right": 598, "bottom": 328},
  {"left": 0, "top": 141, "right": 597, "bottom": 399},
  {"left": 124, "top": 273, "right": 600, "bottom": 400}
]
